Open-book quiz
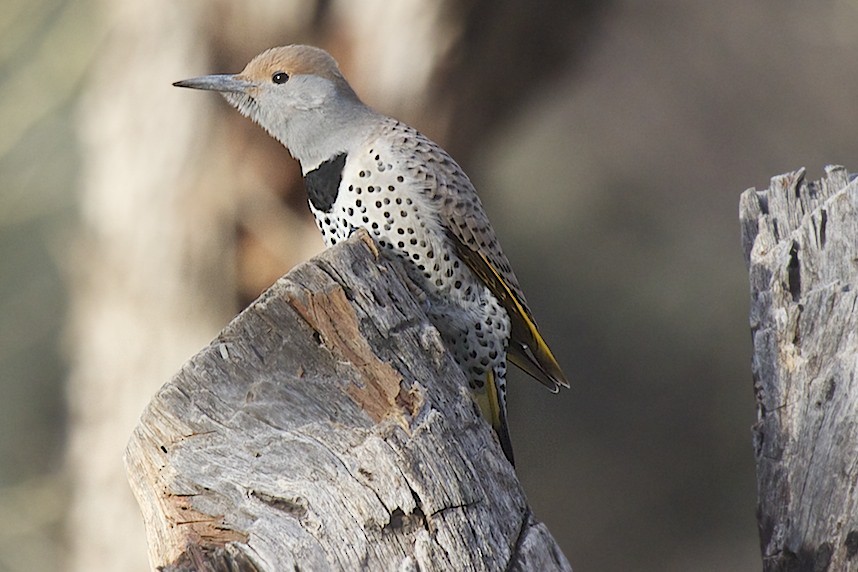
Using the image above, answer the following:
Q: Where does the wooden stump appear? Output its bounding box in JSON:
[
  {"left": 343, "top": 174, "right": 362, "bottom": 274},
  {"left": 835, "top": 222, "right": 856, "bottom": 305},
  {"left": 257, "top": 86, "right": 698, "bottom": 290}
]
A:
[
  {"left": 741, "top": 166, "right": 858, "bottom": 571},
  {"left": 124, "top": 230, "right": 571, "bottom": 571}
]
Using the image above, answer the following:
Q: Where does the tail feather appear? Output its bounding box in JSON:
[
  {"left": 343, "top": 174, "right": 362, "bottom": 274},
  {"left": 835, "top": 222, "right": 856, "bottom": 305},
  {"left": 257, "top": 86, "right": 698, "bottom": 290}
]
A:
[{"left": 474, "top": 370, "right": 515, "bottom": 466}]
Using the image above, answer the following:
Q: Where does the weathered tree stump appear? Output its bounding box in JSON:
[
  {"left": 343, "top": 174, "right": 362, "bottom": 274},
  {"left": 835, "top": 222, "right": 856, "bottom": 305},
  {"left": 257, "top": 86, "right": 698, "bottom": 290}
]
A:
[
  {"left": 741, "top": 166, "right": 858, "bottom": 571},
  {"left": 125, "top": 230, "right": 571, "bottom": 571}
]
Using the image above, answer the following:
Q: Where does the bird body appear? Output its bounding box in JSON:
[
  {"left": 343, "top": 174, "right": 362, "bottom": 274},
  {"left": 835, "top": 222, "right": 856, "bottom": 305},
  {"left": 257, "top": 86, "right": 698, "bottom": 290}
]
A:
[{"left": 174, "top": 45, "right": 568, "bottom": 464}]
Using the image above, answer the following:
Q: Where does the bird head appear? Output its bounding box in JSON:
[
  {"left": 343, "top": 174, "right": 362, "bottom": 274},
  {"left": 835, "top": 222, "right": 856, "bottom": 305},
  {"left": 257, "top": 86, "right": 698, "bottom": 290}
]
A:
[{"left": 174, "top": 45, "right": 371, "bottom": 170}]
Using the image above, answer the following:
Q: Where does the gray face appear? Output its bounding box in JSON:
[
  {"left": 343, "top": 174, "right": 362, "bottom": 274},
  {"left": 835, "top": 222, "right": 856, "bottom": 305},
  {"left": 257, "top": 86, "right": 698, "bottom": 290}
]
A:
[
  {"left": 174, "top": 64, "right": 369, "bottom": 170},
  {"left": 173, "top": 72, "right": 336, "bottom": 121}
]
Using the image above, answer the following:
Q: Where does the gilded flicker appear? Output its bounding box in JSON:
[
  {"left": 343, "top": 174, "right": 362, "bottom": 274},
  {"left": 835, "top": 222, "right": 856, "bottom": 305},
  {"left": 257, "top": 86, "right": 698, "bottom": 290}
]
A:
[{"left": 174, "top": 45, "right": 568, "bottom": 465}]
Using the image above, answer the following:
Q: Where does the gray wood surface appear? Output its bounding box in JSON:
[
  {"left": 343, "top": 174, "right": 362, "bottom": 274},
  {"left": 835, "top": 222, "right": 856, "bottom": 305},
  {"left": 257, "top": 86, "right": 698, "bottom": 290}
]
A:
[
  {"left": 741, "top": 166, "right": 858, "bottom": 571},
  {"left": 125, "top": 231, "right": 571, "bottom": 571}
]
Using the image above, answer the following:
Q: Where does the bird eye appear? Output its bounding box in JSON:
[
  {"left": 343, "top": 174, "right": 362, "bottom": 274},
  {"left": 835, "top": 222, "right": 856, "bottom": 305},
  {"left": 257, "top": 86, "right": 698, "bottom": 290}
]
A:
[{"left": 272, "top": 72, "right": 289, "bottom": 84}]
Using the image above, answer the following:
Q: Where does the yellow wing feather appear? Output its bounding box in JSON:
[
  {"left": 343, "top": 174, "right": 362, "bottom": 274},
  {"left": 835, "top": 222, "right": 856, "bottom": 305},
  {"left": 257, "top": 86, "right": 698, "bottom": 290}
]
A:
[
  {"left": 446, "top": 231, "right": 569, "bottom": 391},
  {"left": 473, "top": 369, "right": 515, "bottom": 465}
]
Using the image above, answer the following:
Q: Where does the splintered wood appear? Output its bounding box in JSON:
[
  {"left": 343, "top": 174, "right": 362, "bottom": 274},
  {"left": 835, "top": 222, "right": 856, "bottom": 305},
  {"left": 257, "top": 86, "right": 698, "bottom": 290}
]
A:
[
  {"left": 125, "top": 230, "right": 571, "bottom": 571},
  {"left": 741, "top": 166, "right": 858, "bottom": 572}
]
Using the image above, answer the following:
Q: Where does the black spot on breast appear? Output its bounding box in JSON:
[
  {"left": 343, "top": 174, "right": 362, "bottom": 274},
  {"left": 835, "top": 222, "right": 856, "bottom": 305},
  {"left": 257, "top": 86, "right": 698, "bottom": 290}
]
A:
[{"left": 304, "top": 153, "right": 347, "bottom": 213}]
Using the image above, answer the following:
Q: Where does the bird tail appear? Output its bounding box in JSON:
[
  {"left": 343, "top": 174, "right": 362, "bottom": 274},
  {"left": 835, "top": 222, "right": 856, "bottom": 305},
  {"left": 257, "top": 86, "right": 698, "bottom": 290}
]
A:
[{"left": 474, "top": 369, "right": 515, "bottom": 466}]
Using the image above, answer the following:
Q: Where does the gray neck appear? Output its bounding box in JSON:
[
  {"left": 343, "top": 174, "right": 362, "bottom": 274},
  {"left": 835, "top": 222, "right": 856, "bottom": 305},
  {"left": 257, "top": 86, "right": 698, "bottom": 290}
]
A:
[{"left": 266, "top": 98, "right": 380, "bottom": 173}]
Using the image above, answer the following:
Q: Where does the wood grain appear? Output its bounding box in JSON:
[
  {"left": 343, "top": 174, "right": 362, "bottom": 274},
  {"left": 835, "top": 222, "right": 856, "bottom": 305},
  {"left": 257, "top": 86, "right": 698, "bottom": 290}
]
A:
[
  {"left": 125, "top": 230, "right": 571, "bottom": 571},
  {"left": 741, "top": 166, "right": 858, "bottom": 571}
]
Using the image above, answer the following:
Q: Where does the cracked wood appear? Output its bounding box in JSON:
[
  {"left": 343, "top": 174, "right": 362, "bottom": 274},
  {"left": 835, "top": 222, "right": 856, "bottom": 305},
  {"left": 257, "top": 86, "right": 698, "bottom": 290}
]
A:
[
  {"left": 124, "top": 230, "right": 571, "bottom": 571},
  {"left": 741, "top": 166, "right": 858, "bottom": 572}
]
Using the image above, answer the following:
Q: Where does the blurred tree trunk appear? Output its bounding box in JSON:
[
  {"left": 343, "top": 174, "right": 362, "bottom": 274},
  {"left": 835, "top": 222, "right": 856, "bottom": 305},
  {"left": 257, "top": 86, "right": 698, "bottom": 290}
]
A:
[
  {"left": 741, "top": 166, "right": 858, "bottom": 571},
  {"left": 66, "top": 1, "right": 600, "bottom": 569},
  {"left": 66, "top": 2, "right": 318, "bottom": 570},
  {"left": 67, "top": 4, "right": 233, "bottom": 571}
]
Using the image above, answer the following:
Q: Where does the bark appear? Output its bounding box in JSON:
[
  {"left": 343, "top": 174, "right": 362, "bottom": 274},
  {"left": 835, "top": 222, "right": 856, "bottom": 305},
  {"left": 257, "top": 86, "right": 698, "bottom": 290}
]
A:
[
  {"left": 125, "top": 231, "right": 571, "bottom": 572},
  {"left": 740, "top": 166, "right": 858, "bottom": 571}
]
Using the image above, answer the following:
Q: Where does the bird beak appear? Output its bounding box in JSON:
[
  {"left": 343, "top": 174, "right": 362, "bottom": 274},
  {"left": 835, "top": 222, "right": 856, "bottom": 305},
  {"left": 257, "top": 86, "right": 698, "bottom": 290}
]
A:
[{"left": 172, "top": 74, "right": 254, "bottom": 94}]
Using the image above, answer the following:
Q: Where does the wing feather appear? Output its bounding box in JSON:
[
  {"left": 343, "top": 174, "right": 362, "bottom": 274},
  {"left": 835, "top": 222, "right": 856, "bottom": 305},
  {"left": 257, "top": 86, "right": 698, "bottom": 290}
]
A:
[
  {"left": 392, "top": 119, "right": 569, "bottom": 391},
  {"left": 446, "top": 229, "right": 569, "bottom": 391}
]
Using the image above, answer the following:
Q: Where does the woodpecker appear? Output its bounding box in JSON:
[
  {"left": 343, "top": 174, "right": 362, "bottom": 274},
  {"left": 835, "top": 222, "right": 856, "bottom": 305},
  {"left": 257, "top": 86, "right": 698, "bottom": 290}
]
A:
[{"left": 174, "top": 45, "right": 568, "bottom": 465}]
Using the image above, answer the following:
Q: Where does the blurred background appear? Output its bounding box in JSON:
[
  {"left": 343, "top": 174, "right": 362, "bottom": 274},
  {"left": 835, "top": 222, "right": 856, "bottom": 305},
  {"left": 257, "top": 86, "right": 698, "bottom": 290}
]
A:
[{"left": 5, "top": 0, "right": 858, "bottom": 570}]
